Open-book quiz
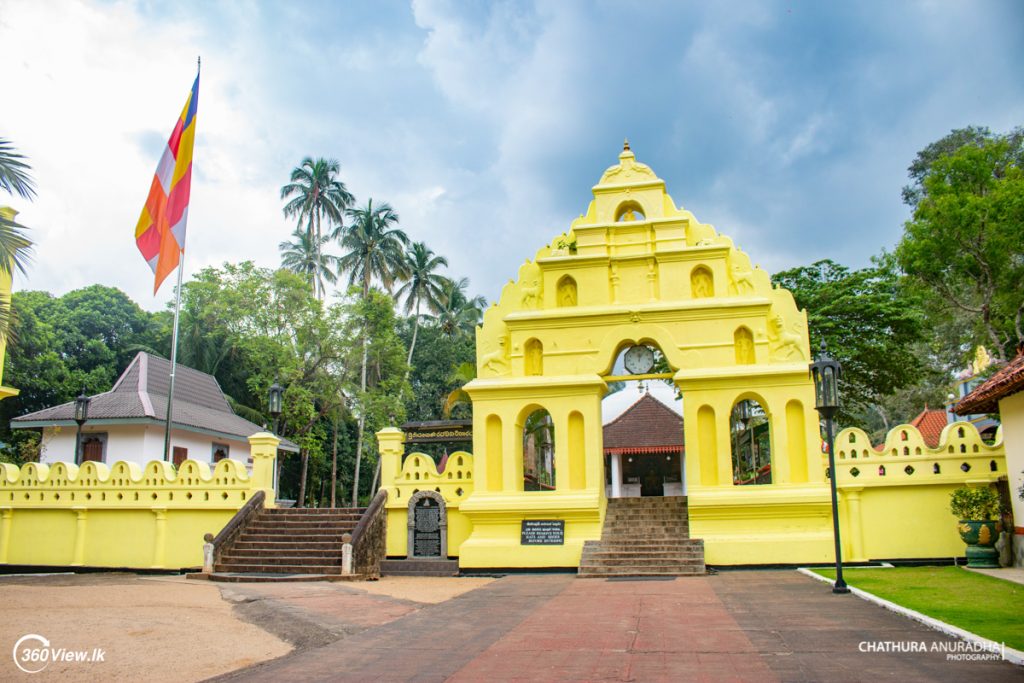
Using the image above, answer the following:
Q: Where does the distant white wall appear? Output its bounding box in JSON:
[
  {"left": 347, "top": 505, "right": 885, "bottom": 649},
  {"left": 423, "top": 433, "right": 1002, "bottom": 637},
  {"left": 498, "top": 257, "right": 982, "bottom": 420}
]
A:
[{"left": 39, "top": 424, "right": 251, "bottom": 467}]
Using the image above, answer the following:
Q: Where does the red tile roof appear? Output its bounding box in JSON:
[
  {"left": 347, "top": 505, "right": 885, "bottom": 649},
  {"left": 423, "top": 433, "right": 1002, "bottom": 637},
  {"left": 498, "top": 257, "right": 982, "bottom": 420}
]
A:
[
  {"left": 910, "top": 408, "right": 948, "bottom": 448},
  {"left": 954, "top": 347, "right": 1024, "bottom": 415},
  {"left": 603, "top": 392, "right": 683, "bottom": 454}
]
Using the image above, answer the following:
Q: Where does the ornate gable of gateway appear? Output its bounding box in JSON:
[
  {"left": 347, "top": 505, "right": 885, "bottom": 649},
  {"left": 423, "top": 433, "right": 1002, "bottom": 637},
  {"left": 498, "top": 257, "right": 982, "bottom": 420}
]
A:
[{"left": 475, "top": 141, "right": 810, "bottom": 380}]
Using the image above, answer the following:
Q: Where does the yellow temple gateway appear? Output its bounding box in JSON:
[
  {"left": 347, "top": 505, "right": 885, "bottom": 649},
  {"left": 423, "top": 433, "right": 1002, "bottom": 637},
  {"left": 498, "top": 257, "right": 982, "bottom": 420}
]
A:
[
  {"left": 378, "top": 143, "right": 1007, "bottom": 573},
  {"left": 381, "top": 142, "right": 831, "bottom": 569}
]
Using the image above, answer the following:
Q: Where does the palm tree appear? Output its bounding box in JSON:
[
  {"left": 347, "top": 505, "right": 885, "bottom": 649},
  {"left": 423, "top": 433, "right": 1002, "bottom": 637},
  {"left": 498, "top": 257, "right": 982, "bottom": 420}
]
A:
[
  {"left": 436, "top": 277, "right": 486, "bottom": 338},
  {"left": 394, "top": 242, "right": 448, "bottom": 367},
  {"left": 280, "top": 157, "right": 353, "bottom": 298},
  {"left": 337, "top": 199, "right": 409, "bottom": 296},
  {"left": 0, "top": 138, "right": 36, "bottom": 341},
  {"left": 279, "top": 227, "right": 339, "bottom": 297},
  {"left": 337, "top": 199, "right": 409, "bottom": 507}
]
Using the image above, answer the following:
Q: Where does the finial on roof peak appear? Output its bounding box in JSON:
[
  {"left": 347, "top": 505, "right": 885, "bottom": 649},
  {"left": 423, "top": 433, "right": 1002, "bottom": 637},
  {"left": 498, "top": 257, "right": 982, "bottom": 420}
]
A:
[{"left": 623, "top": 138, "right": 630, "bottom": 152}]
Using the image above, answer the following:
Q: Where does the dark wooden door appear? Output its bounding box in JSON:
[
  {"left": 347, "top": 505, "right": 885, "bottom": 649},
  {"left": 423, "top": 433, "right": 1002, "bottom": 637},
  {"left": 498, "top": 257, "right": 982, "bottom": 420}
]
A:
[{"left": 81, "top": 437, "right": 104, "bottom": 463}]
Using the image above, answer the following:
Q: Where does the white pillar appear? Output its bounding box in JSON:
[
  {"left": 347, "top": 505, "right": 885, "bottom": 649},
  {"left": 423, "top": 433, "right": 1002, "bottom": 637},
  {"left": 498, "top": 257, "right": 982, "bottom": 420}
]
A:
[{"left": 611, "top": 452, "right": 622, "bottom": 498}]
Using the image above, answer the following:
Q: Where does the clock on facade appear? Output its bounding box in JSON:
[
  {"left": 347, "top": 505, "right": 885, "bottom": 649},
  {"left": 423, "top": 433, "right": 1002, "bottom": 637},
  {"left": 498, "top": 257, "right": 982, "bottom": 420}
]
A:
[{"left": 623, "top": 345, "right": 655, "bottom": 374}]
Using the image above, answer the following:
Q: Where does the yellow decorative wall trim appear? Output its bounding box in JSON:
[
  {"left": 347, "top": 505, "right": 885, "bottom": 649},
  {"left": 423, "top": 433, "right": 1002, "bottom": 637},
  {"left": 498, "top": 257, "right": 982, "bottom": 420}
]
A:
[
  {"left": 0, "top": 433, "right": 279, "bottom": 569},
  {"left": 834, "top": 420, "right": 1005, "bottom": 488}
]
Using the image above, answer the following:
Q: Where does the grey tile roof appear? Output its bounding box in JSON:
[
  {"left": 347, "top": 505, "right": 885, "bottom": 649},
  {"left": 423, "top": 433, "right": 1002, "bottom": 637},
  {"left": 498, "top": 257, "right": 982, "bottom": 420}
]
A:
[{"left": 12, "top": 352, "right": 298, "bottom": 451}]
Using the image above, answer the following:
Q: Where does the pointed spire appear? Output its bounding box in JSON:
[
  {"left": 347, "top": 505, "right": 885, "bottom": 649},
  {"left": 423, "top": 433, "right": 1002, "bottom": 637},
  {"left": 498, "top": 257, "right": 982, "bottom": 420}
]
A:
[{"left": 623, "top": 138, "right": 630, "bottom": 152}]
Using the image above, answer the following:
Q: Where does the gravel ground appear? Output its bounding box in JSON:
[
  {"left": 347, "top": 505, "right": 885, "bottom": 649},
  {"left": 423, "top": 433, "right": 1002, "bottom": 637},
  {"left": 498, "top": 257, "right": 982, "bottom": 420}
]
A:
[{"left": 0, "top": 573, "right": 291, "bottom": 682}]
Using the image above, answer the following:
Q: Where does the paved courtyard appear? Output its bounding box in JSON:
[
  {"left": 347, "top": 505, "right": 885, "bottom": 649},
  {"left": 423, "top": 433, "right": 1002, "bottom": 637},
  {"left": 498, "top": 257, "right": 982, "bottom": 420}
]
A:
[{"left": 0, "top": 570, "right": 1019, "bottom": 682}]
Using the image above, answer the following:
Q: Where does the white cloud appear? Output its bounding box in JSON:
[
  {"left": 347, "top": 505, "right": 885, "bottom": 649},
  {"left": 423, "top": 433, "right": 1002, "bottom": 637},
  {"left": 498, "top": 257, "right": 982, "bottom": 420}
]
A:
[{"left": 1, "top": 0, "right": 293, "bottom": 310}]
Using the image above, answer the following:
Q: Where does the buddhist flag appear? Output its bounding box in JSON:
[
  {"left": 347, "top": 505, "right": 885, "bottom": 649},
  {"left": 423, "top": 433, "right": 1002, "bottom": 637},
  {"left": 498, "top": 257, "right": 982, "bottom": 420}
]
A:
[{"left": 135, "top": 71, "right": 199, "bottom": 293}]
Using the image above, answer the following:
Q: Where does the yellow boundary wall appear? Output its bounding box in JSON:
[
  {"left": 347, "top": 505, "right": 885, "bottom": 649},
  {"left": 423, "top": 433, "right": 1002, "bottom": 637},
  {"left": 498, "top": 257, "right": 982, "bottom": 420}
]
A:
[
  {"left": 0, "top": 432, "right": 278, "bottom": 569},
  {"left": 835, "top": 422, "right": 1006, "bottom": 561},
  {"left": 378, "top": 428, "right": 473, "bottom": 558}
]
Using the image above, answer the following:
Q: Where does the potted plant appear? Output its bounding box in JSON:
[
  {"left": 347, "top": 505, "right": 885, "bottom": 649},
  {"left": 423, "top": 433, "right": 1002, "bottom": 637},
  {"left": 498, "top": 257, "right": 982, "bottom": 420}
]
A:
[{"left": 950, "top": 485, "right": 1003, "bottom": 568}]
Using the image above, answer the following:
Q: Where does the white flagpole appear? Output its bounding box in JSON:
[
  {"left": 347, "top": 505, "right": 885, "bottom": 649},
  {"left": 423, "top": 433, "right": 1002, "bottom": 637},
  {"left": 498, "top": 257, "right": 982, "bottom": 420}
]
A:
[
  {"left": 162, "top": 252, "right": 185, "bottom": 462},
  {"left": 161, "top": 56, "right": 199, "bottom": 464}
]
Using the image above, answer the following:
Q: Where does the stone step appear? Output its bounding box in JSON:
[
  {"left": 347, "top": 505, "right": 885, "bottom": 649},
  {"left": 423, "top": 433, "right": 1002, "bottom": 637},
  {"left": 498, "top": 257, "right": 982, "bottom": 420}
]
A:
[
  {"left": 215, "top": 561, "right": 343, "bottom": 574},
  {"left": 262, "top": 507, "right": 365, "bottom": 515},
  {"left": 582, "top": 550, "right": 705, "bottom": 560},
  {"left": 248, "top": 519, "right": 358, "bottom": 527},
  {"left": 237, "top": 533, "right": 346, "bottom": 543},
  {"left": 222, "top": 548, "right": 344, "bottom": 560},
  {"left": 578, "top": 560, "right": 705, "bottom": 571},
  {"left": 589, "top": 543, "right": 704, "bottom": 552},
  {"left": 242, "top": 528, "right": 352, "bottom": 536},
  {"left": 233, "top": 540, "right": 344, "bottom": 551},
  {"left": 255, "top": 514, "right": 363, "bottom": 523},
  {"left": 207, "top": 572, "right": 346, "bottom": 583},
  {"left": 380, "top": 559, "right": 459, "bottom": 577},
  {"left": 579, "top": 556, "right": 706, "bottom": 568},
  {"left": 219, "top": 554, "right": 342, "bottom": 566}
]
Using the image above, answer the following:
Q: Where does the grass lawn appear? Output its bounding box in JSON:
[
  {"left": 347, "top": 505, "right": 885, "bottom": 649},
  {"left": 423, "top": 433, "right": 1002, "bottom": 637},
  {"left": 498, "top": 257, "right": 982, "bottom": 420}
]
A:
[{"left": 812, "top": 566, "right": 1024, "bottom": 651}]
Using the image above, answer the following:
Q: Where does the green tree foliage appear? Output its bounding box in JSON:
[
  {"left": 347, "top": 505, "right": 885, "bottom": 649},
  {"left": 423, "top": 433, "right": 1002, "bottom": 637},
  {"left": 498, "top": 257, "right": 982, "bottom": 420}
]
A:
[
  {"left": 772, "top": 259, "right": 922, "bottom": 425},
  {"left": 400, "top": 322, "right": 475, "bottom": 422},
  {"left": 340, "top": 289, "right": 410, "bottom": 503},
  {"left": 178, "top": 262, "right": 352, "bottom": 505},
  {"left": 0, "top": 285, "right": 166, "bottom": 460},
  {"left": 897, "top": 127, "right": 1024, "bottom": 362}
]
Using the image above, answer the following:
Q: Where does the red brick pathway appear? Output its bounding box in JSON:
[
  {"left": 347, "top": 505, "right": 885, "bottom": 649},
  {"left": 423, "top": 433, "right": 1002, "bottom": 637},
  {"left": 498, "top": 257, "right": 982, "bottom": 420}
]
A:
[{"left": 215, "top": 572, "right": 1022, "bottom": 682}]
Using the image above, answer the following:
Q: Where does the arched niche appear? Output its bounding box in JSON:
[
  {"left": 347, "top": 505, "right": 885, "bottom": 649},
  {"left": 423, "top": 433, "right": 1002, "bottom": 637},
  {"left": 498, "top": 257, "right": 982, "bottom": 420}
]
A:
[
  {"left": 734, "top": 326, "right": 754, "bottom": 365},
  {"left": 730, "top": 398, "right": 772, "bottom": 486},
  {"left": 524, "top": 338, "right": 544, "bottom": 376},
  {"left": 691, "top": 265, "right": 714, "bottom": 298},
  {"left": 614, "top": 200, "right": 645, "bottom": 222},
  {"left": 521, "top": 407, "right": 555, "bottom": 491},
  {"left": 407, "top": 490, "right": 448, "bottom": 558},
  {"left": 485, "top": 414, "right": 503, "bottom": 492},
  {"left": 556, "top": 275, "right": 578, "bottom": 307}
]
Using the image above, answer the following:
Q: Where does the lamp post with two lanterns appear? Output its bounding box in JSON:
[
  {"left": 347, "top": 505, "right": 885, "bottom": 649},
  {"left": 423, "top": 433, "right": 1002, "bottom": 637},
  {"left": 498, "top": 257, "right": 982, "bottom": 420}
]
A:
[{"left": 809, "top": 340, "right": 850, "bottom": 595}]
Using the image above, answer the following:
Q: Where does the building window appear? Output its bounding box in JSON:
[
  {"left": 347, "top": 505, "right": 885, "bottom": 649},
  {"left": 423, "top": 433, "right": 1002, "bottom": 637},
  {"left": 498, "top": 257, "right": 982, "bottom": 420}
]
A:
[
  {"left": 80, "top": 433, "right": 108, "bottom": 463},
  {"left": 172, "top": 446, "right": 188, "bottom": 467},
  {"left": 212, "top": 443, "right": 230, "bottom": 463}
]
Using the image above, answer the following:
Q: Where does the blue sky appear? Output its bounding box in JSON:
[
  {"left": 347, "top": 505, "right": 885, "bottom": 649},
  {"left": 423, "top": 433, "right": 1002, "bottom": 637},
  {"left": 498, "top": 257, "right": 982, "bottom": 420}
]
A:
[{"left": 2, "top": 0, "right": 1022, "bottom": 310}]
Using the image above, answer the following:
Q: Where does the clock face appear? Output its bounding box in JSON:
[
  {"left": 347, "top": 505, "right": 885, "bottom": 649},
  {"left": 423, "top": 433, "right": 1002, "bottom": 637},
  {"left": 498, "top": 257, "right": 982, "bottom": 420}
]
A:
[{"left": 623, "top": 345, "right": 655, "bottom": 374}]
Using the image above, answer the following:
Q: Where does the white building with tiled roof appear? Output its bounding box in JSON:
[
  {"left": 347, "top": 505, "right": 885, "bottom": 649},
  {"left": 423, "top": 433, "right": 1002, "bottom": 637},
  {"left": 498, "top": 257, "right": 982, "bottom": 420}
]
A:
[{"left": 12, "top": 352, "right": 298, "bottom": 467}]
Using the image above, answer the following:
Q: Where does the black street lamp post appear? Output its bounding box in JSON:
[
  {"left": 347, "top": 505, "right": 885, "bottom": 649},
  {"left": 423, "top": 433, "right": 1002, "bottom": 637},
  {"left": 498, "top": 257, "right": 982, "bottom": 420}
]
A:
[
  {"left": 268, "top": 381, "right": 284, "bottom": 497},
  {"left": 73, "top": 388, "right": 91, "bottom": 466},
  {"left": 268, "top": 381, "right": 283, "bottom": 436},
  {"left": 809, "top": 341, "right": 850, "bottom": 594}
]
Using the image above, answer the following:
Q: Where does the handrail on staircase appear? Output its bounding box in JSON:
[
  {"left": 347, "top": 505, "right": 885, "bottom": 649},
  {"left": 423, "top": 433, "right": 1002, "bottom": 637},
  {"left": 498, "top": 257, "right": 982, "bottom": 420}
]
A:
[
  {"left": 349, "top": 489, "right": 388, "bottom": 578},
  {"left": 208, "top": 490, "right": 266, "bottom": 567}
]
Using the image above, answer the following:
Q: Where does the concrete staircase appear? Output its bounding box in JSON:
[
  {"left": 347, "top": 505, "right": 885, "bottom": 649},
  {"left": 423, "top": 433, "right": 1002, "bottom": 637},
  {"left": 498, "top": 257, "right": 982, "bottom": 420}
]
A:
[
  {"left": 210, "top": 507, "right": 365, "bottom": 581},
  {"left": 578, "top": 496, "right": 705, "bottom": 578}
]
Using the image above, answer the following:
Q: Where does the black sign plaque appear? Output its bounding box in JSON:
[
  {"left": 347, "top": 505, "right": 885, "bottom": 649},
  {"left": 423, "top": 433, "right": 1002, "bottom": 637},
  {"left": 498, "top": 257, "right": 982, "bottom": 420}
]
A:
[
  {"left": 413, "top": 499, "right": 442, "bottom": 557},
  {"left": 520, "top": 520, "right": 565, "bottom": 545}
]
